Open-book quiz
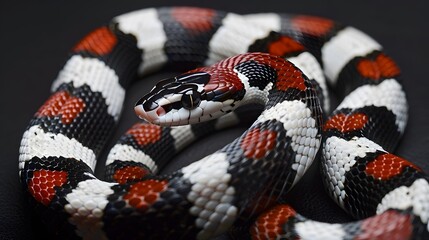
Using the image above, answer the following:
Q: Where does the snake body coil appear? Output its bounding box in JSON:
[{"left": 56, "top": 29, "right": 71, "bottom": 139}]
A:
[{"left": 19, "top": 7, "right": 429, "bottom": 239}]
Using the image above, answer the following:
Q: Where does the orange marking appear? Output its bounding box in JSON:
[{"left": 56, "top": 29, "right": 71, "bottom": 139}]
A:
[
  {"left": 356, "top": 210, "right": 412, "bottom": 240},
  {"left": 249, "top": 53, "right": 306, "bottom": 91},
  {"left": 188, "top": 65, "right": 244, "bottom": 93},
  {"left": 324, "top": 113, "right": 368, "bottom": 133},
  {"left": 36, "top": 91, "right": 86, "bottom": 124},
  {"left": 270, "top": 61, "right": 307, "bottom": 92},
  {"left": 113, "top": 166, "right": 150, "bottom": 184},
  {"left": 28, "top": 170, "right": 68, "bottom": 206},
  {"left": 241, "top": 128, "right": 277, "bottom": 159},
  {"left": 123, "top": 179, "right": 168, "bottom": 211},
  {"left": 356, "top": 53, "right": 401, "bottom": 80},
  {"left": 73, "top": 26, "right": 117, "bottom": 55},
  {"left": 291, "top": 15, "right": 334, "bottom": 36},
  {"left": 251, "top": 204, "right": 296, "bottom": 240},
  {"left": 171, "top": 7, "right": 216, "bottom": 32},
  {"left": 268, "top": 36, "right": 306, "bottom": 56},
  {"left": 126, "top": 123, "right": 162, "bottom": 147},
  {"left": 365, "top": 153, "right": 421, "bottom": 180},
  {"left": 275, "top": 69, "right": 307, "bottom": 91}
]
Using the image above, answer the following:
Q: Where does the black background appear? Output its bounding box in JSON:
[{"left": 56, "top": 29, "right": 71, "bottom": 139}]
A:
[{"left": 1, "top": 1, "right": 428, "bottom": 239}]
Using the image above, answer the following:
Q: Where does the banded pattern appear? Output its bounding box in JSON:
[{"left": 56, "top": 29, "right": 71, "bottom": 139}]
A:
[{"left": 19, "top": 6, "right": 429, "bottom": 240}]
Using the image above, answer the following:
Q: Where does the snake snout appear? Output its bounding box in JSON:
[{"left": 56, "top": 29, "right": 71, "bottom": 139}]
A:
[{"left": 134, "top": 104, "right": 159, "bottom": 123}]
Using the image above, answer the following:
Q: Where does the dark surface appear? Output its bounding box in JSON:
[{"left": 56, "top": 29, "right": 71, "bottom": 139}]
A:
[{"left": 1, "top": 0, "right": 428, "bottom": 239}]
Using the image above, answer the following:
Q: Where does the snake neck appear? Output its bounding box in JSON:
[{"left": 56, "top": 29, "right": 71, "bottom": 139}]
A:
[{"left": 226, "top": 53, "right": 316, "bottom": 112}]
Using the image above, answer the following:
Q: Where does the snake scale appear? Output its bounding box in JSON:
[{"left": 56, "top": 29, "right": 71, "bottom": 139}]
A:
[{"left": 19, "top": 6, "right": 429, "bottom": 240}]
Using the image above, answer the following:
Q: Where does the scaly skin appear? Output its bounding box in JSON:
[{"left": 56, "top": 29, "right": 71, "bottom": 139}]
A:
[{"left": 19, "top": 7, "right": 428, "bottom": 240}]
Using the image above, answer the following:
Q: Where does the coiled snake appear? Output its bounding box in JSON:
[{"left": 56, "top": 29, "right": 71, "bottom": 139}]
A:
[{"left": 19, "top": 7, "right": 429, "bottom": 239}]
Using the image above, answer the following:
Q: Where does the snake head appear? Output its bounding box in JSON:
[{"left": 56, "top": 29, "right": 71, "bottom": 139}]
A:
[{"left": 135, "top": 69, "right": 245, "bottom": 126}]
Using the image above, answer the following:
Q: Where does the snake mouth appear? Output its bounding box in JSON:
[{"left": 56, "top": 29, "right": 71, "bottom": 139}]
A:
[
  {"left": 134, "top": 104, "right": 167, "bottom": 124},
  {"left": 156, "top": 107, "right": 166, "bottom": 117},
  {"left": 134, "top": 105, "right": 156, "bottom": 123}
]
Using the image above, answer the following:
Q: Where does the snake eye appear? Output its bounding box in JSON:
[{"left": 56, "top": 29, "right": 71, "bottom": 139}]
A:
[{"left": 181, "top": 90, "right": 201, "bottom": 110}]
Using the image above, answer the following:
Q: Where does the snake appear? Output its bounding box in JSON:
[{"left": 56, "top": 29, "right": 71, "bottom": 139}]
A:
[{"left": 18, "top": 6, "right": 429, "bottom": 240}]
